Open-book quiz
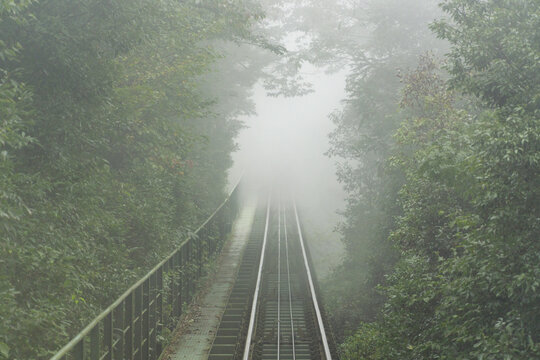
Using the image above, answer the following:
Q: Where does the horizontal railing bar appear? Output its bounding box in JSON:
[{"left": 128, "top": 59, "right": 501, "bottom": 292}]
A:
[
  {"left": 192, "top": 176, "right": 242, "bottom": 235},
  {"left": 50, "top": 178, "right": 241, "bottom": 360}
]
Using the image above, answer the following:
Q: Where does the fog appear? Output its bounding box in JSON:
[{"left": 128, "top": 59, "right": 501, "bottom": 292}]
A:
[{"left": 229, "top": 64, "right": 347, "bottom": 276}]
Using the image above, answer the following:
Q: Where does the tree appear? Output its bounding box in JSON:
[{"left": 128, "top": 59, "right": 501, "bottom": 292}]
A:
[
  {"left": 0, "top": 0, "right": 267, "bottom": 358},
  {"left": 321, "top": 0, "right": 446, "bottom": 339},
  {"left": 343, "top": 0, "right": 540, "bottom": 357}
]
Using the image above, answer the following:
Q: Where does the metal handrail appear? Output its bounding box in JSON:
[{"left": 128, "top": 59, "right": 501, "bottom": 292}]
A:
[{"left": 50, "top": 179, "right": 242, "bottom": 360}]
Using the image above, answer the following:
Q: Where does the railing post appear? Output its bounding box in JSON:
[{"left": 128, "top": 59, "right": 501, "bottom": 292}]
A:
[
  {"left": 142, "top": 279, "right": 150, "bottom": 359},
  {"left": 163, "top": 260, "right": 170, "bottom": 332},
  {"left": 125, "top": 293, "right": 133, "bottom": 360},
  {"left": 169, "top": 256, "right": 175, "bottom": 321},
  {"left": 104, "top": 313, "right": 113, "bottom": 360},
  {"left": 74, "top": 340, "right": 83, "bottom": 360},
  {"left": 187, "top": 241, "right": 193, "bottom": 302},
  {"left": 173, "top": 252, "right": 181, "bottom": 318},
  {"left": 134, "top": 286, "right": 142, "bottom": 360},
  {"left": 114, "top": 304, "right": 124, "bottom": 360},
  {"left": 156, "top": 268, "right": 163, "bottom": 355},
  {"left": 178, "top": 249, "right": 184, "bottom": 319},
  {"left": 90, "top": 326, "right": 99, "bottom": 360},
  {"left": 149, "top": 273, "right": 157, "bottom": 359}
]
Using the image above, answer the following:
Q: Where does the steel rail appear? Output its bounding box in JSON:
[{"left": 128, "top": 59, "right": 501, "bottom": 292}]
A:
[
  {"left": 283, "top": 206, "right": 296, "bottom": 360},
  {"left": 292, "top": 200, "right": 332, "bottom": 360},
  {"left": 242, "top": 193, "right": 272, "bottom": 360},
  {"left": 277, "top": 200, "right": 281, "bottom": 359},
  {"left": 50, "top": 178, "right": 242, "bottom": 360}
]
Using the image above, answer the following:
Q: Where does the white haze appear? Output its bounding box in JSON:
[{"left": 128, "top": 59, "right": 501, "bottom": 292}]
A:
[{"left": 229, "top": 64, "right": 347, "bottom": 276}]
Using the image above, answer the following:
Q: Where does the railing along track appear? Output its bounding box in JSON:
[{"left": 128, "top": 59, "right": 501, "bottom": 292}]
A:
[{"left": 50, "top": 181, "right": 242, "bottom": 360}]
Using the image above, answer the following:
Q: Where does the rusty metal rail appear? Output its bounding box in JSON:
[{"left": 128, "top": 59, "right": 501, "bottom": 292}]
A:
[{"left": 50, "top": 180, "right": 242, "bottom": 360}]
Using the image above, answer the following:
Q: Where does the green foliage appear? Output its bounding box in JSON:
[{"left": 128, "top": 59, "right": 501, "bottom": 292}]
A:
[
  {"left": 0, "top": 0, "right": 264, "bottom": 358},
  {"left": 432, "top": 0, "right": 540, "bottom": 110},
  {"left": 340, "top": 0, "right": 540, "bottom": 358},
  {"left": 0, "top": 0, "right": 33, "bottom": 227},
  {"left": 340, "top": 322, "right": 383, "bottom": 360},
  {"left": 322, "top": 0, "right": 445, "bottom": 339}
]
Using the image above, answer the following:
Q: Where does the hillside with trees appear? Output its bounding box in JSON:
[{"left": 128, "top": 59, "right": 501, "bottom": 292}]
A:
[
  {"left": 1, "top": 0, "right": 538, "bottom": 359},
  {"left": 316, "top": 0, "right": 539, "bottom": 358},
  {"left": 0, "top": 0, "right": 271, "bottom": 358}
]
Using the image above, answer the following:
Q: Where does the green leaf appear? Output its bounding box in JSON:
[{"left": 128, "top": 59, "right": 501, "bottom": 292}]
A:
[{"left": 0, "top": 342, "right": 9, "bottom": 359}]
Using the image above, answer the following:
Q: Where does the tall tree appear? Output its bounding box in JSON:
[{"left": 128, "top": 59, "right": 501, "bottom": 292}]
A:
[
  {"left": 342, "top": 1, "right": 540, "bottom": 358},
  {"left": 321, "top": 0, "right": 446, "bottom": 338},
  {"left": 0, "top": 1, "right": 267, "bottom": 358}
]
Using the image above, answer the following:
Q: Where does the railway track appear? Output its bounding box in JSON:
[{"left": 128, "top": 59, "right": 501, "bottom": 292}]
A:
[{"left": 208, "top": 195, "right": 336, "bottom": 360}]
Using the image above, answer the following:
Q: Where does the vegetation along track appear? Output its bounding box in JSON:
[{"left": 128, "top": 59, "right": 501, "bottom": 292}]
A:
[{"left": 208, "top": 194, "right": 336, "bottom": 360}]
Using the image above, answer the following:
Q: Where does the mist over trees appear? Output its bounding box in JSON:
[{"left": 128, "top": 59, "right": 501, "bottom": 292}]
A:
[
  {"left": 295, "top": 0, "right": 539, "bottom": 358},
  {"left": 0, "top": 0, "right": 275, "bottom": 357},
  {"left": 253, "top": 0, "right": 540, "bottom": 358},
  {"left": 322, "top": 0, "right": 447, "bottom": 337},
  {"left": 1, "top": 0, "right": 539, "bottom": 359}
]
